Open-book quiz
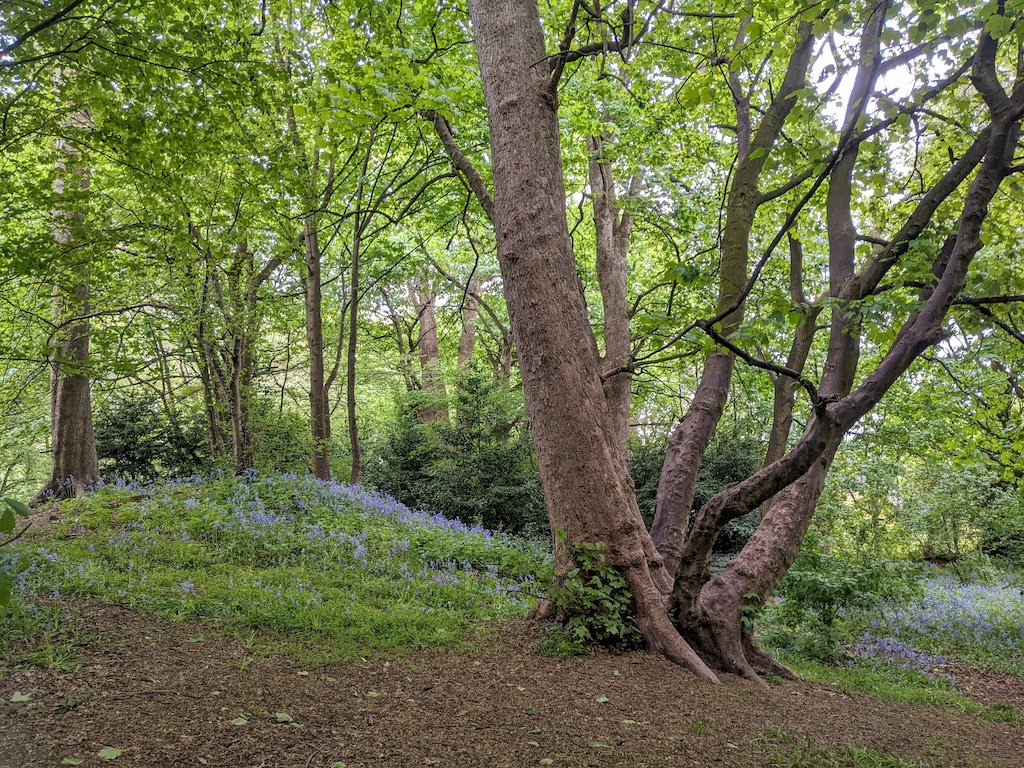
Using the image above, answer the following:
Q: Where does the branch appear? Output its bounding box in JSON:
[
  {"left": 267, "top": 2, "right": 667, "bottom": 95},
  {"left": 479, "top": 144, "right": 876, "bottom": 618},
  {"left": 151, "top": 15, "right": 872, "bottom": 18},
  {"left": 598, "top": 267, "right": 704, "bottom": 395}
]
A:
[
  {"left": 695, "top": 319, "right": 825, "bottom": 416},
  {"left": 421, "top": 110, "right": 494, "bottom": 221},
  {"left": 0, "top": 0, "right": 90, "bottom": 57}
]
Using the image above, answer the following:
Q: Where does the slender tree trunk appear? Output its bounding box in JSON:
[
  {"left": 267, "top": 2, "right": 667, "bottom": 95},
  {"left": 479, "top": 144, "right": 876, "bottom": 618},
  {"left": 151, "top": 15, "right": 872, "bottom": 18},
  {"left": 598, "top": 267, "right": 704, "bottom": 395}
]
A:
[
  {"left": 457, "top": 278, "right": 480, "bottom": 369},
  {"left": 651, "top": 21, "right": 815, "bottom": 579},
  {"left": 347, "top": 224, "right": 362, "bottom": 484},
  {"left": 304, "top": 217, "right": 331, "bottom": 479},
  {"left": 588, "top": 135, "right": 635, "bottom": 452},
  {"left": 409, "top": 282, "right": 449, "bottom": 423}
]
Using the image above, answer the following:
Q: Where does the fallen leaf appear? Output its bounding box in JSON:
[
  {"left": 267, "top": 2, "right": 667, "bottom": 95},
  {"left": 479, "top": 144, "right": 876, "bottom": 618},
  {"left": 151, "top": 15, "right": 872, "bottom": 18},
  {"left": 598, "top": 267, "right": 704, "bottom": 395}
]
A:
[
  {"left": 527, "top": 741, "right": 539, "bottom": 747},
  {"left": 230, "top": 716, "right": 250, "bottom": 726},
  {"left": 539, "top": 760, "right": 554, "bottom": 766},
  {"left": 97, "top": 747, "right": 122, "bottom": 760},
  {"left": 274, "top": 712, "right": 294, "bottom": 723},
  {"left": 587, "top": 742, "right": 611, "bottom": 748},
  {"left": 10, "top": 691, "right": 32, "bottom": 703},
  {"left": 528, "top": 726, "right": 542, "bottom": 734},
  {"left": 594, "top": 695, "right": 610, "bottom": 704},
  {"left": 60, "top": 759, "right": 84, "bottom": 766}
]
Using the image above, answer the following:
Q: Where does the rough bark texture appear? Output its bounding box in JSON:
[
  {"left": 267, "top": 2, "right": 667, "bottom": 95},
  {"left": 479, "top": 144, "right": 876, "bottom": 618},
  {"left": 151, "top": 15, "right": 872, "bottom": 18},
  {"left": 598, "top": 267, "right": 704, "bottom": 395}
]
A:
[
  {"left": 35, "top": 280, "right": 100, "bottom": 502},
  {"left": 34, "top": 97, "right": 99, "bottom": 504},
  {"left": 468, "top": 0, "right": 716, "bottom": 682}
]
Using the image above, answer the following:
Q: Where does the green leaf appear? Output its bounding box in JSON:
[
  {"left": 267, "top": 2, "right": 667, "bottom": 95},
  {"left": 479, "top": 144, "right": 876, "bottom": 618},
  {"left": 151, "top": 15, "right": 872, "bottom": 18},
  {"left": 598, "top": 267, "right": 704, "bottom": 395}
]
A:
[
  {"left": 61, "top": 759, "right": 84, "bottom": 766},
  {"left": 0, "top": 507, "right": 14, "bottom": 534},
  {"left": 97, "top": 747, "right": 122, "bottom": 760},
  {"left": 231, "top": 716, "right": 250, "bottom": 726},
  {"left": 11, "top": 691, "right": 32, "bottom": 703},
  {"left": 539, "top": 760, "right": 554, "bottom": 766},
  {"left": 3, "top": 498, "right": 29, "bottom": 516},
  {"left": 588, "top": 741, "right": 611, "bottom": 748},
  {"left": 274, "top": 711, "right": 294, "bottom": 723},
  {"left": 594, "top": 695, "right": 610, "bottom": 704}
]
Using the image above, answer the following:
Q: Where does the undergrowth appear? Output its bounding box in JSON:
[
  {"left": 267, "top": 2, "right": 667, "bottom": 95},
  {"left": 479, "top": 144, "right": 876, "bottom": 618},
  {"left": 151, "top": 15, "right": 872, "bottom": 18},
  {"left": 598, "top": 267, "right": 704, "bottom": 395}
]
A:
[{"left": 0, "top": 472, "right": 548, "bottom": 664}]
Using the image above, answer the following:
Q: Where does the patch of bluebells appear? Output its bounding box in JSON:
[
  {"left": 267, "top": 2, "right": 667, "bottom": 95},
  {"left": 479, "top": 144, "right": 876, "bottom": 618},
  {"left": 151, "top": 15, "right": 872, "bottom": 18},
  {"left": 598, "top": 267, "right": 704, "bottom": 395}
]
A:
[
  {"left": 848, "top": 632, "right": 951, "bottom": 681},
  {"left": 8, "top": 472, "right": 547, "bottom": 627},
  {"left": 880, "top": 571, "right": 1024, "bottom": 670}
]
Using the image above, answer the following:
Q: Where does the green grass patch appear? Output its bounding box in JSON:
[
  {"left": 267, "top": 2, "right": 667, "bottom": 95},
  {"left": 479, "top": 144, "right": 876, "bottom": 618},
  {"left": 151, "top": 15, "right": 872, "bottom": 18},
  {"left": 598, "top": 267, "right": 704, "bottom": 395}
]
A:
[
  {"left": 1, "top": 473, "right": 548, "bottom": 663},
  {"left": 761, "top": 728, "right": 944, "bottom": 767}
]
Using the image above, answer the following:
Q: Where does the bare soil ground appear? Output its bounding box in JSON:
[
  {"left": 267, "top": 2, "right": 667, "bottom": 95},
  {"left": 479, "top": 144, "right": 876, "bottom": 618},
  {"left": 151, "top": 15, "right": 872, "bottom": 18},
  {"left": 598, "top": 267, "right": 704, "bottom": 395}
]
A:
[{"left": 1, "top": 601, "right": 1022, "bottom": 768}]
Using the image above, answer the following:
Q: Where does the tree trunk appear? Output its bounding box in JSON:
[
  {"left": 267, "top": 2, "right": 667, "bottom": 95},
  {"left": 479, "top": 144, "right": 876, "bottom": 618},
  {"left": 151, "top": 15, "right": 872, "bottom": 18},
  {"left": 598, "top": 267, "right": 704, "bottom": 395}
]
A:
[
  {"left": 34, "top": 93, "right": 99, "bottom": 504},
  {"left": 35, "top": 280, "right": 100, "bottom": 502},
  {"left": 304, "top": 216, "right": 332, "bottom": 479},
  {"left": 468, "top": 0, "right": 717, "bottom": 682},
  {"left": 347, "top": 224, "right": 362, "bottom": 485},
  {"left": 457, "top": 278, "right": 480, "bottom": 369},
  {"left": 588, "top": 134, "right": 635, "bottom": 453},
  {"left": 409, "top": 282, "right": 449, "bottom": 423}
]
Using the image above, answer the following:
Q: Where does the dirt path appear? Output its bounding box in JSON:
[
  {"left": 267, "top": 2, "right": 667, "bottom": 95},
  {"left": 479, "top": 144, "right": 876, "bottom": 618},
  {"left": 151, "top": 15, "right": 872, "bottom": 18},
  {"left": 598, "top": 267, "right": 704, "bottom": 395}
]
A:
[{"left": 1, "top": 601, "right": 1022, "bottom": 768}]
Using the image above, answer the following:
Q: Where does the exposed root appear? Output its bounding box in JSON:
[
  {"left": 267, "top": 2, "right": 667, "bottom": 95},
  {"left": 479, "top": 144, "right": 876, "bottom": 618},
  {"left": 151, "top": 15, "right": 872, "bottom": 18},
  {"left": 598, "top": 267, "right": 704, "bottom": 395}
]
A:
[
  {"left": 627, "top": 570, "right": 720, "bottom": 684},
  {"left": 742, "top": 630, "right": 798, "bottom": 681},
  {"left": 526, "top": 599, "right": 556, "bottom": 621}
]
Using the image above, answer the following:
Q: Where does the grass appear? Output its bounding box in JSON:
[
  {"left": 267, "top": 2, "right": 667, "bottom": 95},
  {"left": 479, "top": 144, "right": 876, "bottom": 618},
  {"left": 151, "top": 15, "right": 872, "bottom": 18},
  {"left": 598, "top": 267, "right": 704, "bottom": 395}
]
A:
[
  {"left": 1, "top": 472, "right": 548, "bottom": 665},
  {"left": 776, "top": 655, "right": 1021, "bottom": 727},
  {"left": 762, "top": 728, "right": 941, "bottom": 768}
]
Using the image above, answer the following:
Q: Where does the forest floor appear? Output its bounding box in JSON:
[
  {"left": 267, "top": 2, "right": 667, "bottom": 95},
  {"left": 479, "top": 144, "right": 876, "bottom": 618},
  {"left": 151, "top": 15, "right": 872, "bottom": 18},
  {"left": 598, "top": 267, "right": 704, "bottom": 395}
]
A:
[{"left": 1, "top": 599, "right": 1023, "bottom": 768}]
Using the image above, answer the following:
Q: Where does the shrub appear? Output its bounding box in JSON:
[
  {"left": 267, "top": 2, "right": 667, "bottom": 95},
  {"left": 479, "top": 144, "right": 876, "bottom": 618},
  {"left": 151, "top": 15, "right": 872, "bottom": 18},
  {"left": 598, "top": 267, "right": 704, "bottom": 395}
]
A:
[
  {"left": 548, "top": 540, "right": 642, "bottom": 652},
  {"left": 366, "top": 374, "right": 546, "bottom": 536},
  {"left": 95, "top": 395, "right": 209, "bottom": 481}
]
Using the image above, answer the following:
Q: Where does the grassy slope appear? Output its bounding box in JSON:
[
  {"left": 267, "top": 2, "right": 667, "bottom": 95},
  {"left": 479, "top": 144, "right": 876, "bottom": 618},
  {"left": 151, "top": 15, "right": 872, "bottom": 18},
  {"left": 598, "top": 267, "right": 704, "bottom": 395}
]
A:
[{"left": 2, "top": 473, "right": 547, "bottom": 663}]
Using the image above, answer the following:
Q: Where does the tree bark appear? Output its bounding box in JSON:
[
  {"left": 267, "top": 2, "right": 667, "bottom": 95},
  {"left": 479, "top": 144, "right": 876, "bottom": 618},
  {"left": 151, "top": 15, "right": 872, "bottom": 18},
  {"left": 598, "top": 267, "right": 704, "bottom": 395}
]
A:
[
  {"left": 468, "top": 0, "right": 717, "bottom": 682},
  {"left": 409, "top": 281, "right": 449, "bottom": 423},
  {"left": 304, "top": 216, "right": 332, "bottom": 479},
  {"left": 34, "top": 91, "right": 99, "bottom": 503},
  {"left": 346, "top": 223, "right": 362, "bottom": 484},
  {"left": 651, "top": 20, "right": 815, "bottom": 579},
  {"left": 588, "top": 134, "right": 635, "bottom": 452}
]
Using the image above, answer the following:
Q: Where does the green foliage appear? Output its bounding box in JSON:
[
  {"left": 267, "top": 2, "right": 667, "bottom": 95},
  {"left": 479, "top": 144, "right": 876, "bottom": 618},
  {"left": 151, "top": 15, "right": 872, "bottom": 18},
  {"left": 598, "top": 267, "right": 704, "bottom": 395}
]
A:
[
  {"left": 763, "top": 530, "right": 925, "bottom": 662},
  {"left": 367, "top": 374, "right": 546, "bottom": 536},
  {"left": 1, "top": 495, "right": 31, "bottom": 606},
  {"left": 3, "top": 473, "right": 545, "bottom": 663},
  {"left": 629, "top": 430, "right": 764, "bottom": 552},
  {"left": 547, "top": 541, "right": 642, "bottom": 652},
  {"left": 95, "top": 395, "right": 210, "bottom": 481}
]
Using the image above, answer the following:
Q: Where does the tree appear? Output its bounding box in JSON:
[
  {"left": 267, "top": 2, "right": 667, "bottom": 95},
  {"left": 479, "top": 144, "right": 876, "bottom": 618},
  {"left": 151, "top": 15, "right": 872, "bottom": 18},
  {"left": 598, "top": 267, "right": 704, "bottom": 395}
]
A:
[
  {"left": 468, "top": 0, "right": 1024, "bottom": 683},
  {"left": 34, "top": 73, "right": 99, "bottom": 502}
]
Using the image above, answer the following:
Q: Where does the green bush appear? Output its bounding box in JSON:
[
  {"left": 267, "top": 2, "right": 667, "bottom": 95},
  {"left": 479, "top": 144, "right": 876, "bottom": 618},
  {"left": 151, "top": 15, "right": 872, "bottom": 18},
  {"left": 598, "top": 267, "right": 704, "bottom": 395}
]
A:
[
  {"left": 366, "top": 374, "right": 546, "bottom": 536},
  {"left": 547, "top": 540, "right": 642, "bottom": 652},
  {"left": 764, "top": 530, "right": 926, "bottom": 662},
  {"left": 95, "top": 395, "right": 209, "bottom": 481}
]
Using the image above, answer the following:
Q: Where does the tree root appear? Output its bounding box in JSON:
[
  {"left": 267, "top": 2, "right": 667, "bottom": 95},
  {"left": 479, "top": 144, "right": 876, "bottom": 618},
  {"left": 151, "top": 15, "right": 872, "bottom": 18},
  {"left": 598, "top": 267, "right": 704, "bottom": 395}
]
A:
[
  {"left": 526, "top": 599, "right": 556, "bottom": 621},
  {"left": 742, "top": 629, "right": 798, "bottom": 680}
]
